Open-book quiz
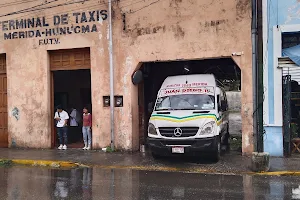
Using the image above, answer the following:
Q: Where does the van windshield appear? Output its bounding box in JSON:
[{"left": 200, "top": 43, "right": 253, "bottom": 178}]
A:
[{"left": 155, "top": 94, "right": 215, "bottom": 111}]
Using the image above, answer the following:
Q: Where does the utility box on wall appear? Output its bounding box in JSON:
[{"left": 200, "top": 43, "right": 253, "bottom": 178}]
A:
[
  {"left": 103, "top": 96, "right": 123, "bottom": 107},
  {"left": 114, "top": 96, "right": 123, "bottom": 107},
  {"left": 103, "top": 96, "right": 110, "bottom": 107}
]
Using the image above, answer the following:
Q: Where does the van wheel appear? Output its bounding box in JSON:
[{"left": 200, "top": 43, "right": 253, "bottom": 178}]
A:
[{"left": 212, "top": 138, "right": 221, "bottom": 162}]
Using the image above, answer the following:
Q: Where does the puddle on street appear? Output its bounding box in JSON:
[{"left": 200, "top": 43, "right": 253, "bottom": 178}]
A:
[{"left": 0, "top": 166, "right": 299, "bottom": 200}]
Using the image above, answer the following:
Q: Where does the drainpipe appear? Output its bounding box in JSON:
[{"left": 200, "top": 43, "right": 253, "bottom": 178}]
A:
[
  {"left": 108, "top": 0, "right": 115, "bottom": 151},
  {"left": 251, "top": 0, "right": 269, "bottom": 172},
  {"left": 252, "top": 0, "right": 259, "bottom": 152},
  {"left": 257, "top": 0, "right": 264, "bottom": 153}
]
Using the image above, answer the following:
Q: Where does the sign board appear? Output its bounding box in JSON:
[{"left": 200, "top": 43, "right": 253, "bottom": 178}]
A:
[
  {"left": 0, "top": 10, "right": 108, "bottom": 45},
  {"left": 158, "top": 87, "right": 214, "bottom": 97}
]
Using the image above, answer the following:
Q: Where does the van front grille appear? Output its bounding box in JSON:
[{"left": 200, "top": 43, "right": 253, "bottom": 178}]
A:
[{"left": 158, "top": 127, "right": 199, "bottom": 137}]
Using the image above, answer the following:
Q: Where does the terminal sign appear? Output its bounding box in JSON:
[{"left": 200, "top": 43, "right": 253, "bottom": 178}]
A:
[{"left": 0, "top": 10, "right": 107, "bottom": 45}]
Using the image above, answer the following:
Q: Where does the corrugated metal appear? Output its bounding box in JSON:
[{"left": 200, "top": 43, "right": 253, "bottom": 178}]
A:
[{"left": 279, "top": 57, "right": 300, "bottom": 83}]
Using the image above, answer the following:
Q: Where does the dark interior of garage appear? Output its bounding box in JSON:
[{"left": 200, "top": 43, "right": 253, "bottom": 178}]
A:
[{"left": 137, "top": 58, "right": 241, "bottom": 146}]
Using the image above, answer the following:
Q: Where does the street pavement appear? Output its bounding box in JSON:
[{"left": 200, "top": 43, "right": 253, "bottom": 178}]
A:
[
  {"left": 0, "top": 165, "right": 300, "bottom": 200},
  {"left": 0, "top": 148, "right": 300, "bottom": 173}
]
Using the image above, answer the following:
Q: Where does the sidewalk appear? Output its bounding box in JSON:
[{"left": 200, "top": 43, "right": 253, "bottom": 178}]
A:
[{"left": 0, "top": 148, "right": 299, "bottom": 175}]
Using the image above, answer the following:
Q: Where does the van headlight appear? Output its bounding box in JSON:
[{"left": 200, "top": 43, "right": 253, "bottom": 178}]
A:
[
  {"left": 200, "top": 121, "right": 216, "bottom": 135},
  {"left": 148, "top": 123, "right": 158, "bottom": 135}
]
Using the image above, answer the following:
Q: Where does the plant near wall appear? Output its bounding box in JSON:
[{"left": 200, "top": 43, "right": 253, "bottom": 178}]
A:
[
  {"left": 105, "top": 146, "right": 116, "bottom": 153},
  {"left": 291, "top": 123, "right": 298, "bottom": 139}
]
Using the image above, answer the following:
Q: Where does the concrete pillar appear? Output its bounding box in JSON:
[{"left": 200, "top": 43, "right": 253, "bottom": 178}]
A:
[{"left": 232, "top": 51, "right": 254, "bottom": 155}]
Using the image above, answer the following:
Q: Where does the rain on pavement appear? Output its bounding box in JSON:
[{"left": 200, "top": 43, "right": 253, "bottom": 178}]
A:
[{"left": 0, "top": 166, "right": 300, "bottom": 200}]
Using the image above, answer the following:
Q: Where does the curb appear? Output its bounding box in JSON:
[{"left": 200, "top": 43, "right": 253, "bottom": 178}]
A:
[
  {"left": 249, "top": 171, "right": 300, "bottom": 176},
  {"left": 0, "top": 159, "right": 82, "bottom": 168},
  {"left": 1, "top": 158, "right": 300, "bottom": 176}
]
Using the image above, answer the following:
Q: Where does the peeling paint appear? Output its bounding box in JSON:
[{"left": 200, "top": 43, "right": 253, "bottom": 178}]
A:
[
  {"left": 106, "top": 24, "right": 110, "bottom": 40},
  {"left": 244, "top": 135, "right": 250, "bottom": 147},
  {"left": 123, "top": 56, "right": 133, "bottom": 95},
  {"left": 127, "top": 25, "right": 166, "bottom": 36},
  {"left": 236, "top": 0, "right": 250, "bottom": 21},
  {"left": 98, "top": 15, "right": 104, "bottom": 26},
  {"left": 171, "top": 23, "right": 185, "bottom": 39},
  {"left": 98, "top": 47, "right": 104, "bottom": 56}
]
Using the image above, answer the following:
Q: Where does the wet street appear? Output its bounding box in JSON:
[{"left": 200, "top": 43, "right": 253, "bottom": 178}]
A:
[{"left": 0, "top": 166, "right": 299, "bottom": 199}]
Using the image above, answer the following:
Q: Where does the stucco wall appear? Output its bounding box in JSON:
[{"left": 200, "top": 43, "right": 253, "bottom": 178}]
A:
[
  {"left": 226, "top": 91, "right": 241, "bottom": 111},
  {"left": 263, "top": 0, "right": 300, "bottom": 156},
  {"left": 0, "top": 0, "right": 253, "bottom": 154},
  {"left": 113, "top": 0, "right": 253, "bottom": 153},
  {"left": 226, "top": 91, "right": 242, "bottom": 136}
]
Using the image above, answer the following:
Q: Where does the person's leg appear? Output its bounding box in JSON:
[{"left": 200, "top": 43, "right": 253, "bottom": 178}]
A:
[
  {"left": 63, "top": 127, "right": 68, "bottom": 148},
  {"left": 87, "top": 127, "right": 92, "bottom": 149},
  {"left": 57, "top": 128, "right": 63, "bottom": 149},
  {"left": 82, "top": 127, "right": 88, "bottom": 149}
]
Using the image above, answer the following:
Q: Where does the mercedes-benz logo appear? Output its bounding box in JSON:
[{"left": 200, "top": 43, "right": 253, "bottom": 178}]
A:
[{"left": 174, "top": 128, "right": 182, "bottom": 137}]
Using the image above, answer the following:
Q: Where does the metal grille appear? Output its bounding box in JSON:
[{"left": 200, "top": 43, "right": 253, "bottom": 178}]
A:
[
  {"left": 283, "top": 75, "right": 291, "bottom": 157},
  {"left": 159, "top": 127, "right": 199, "bottom": 137}
]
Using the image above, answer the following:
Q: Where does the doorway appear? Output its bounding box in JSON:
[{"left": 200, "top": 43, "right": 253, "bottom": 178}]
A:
[
  {"left": 137, "top": 58, "right": 241, "bottom": 149},
  {"left": 52, "top": 70, "right": 91, "bottom": 148},
  {"left": 49, "top": 48, "right": 91, "bottom": 148}
]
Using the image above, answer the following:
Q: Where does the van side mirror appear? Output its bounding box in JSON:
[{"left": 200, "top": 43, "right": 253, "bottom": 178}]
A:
[
  {"left": 148, "top": 102, "right": 154, "bottom": 113},
  {"left": 221, "top": 100, "right": 227, "bottom": 111}
]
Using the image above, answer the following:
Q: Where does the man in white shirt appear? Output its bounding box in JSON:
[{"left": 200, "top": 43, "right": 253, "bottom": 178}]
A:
[{"left": 54, "top": 105, "right": 69, "bottom": 150}]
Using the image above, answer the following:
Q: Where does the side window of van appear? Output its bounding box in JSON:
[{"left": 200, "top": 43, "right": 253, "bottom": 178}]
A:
[{"left": 220, "top": 90, "right": 224, "bottom": 101}]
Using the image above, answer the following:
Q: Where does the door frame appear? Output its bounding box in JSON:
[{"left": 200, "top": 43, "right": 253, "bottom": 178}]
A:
[
  {"left": 49, "top": 48, "right": 91, "bottom": 148},
  {"left": 0, "top": 54, "right": 8, "bottom": 148},
  {"left": 51, "top": 72, "right": 55, "bottom": 148}
]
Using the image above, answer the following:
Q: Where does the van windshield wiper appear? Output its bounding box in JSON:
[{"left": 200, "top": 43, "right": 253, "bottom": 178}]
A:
[
  {"left": 172, "top": 108, "right": 196, "bottom": 110},
  {"left": 155, "top": 108, "right": 172, "bottom": 111}
]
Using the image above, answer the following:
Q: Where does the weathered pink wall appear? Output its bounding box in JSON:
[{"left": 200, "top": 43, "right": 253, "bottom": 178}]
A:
[
  {"left": 113, "top": 0, "right": 253, "bottom": 154},
  {"left": 0, "top": 0, "right": 253, "bottom": 154}
]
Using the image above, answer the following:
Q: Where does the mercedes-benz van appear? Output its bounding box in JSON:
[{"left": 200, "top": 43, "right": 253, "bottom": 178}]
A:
[{"left": 147, "top": 74, "right": 229, "bottom": 161}]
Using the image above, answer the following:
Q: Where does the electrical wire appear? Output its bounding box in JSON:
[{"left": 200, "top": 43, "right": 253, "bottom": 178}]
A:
[
  {"left": 0, "top": 0, "right": 39, "bottom": 8},
  {"left": 0, "top": 0, "right": 141, "bottom": 22}
]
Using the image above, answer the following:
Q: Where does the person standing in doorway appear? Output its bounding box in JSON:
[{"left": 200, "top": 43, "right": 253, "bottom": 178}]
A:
[
  {"left": 69, "top": 107, "right": 82, "bottom": 143},
  {"left": 70, "top": 107, "right": 80, "bottom": 127},
  {"left": 82, "top": 107, "right": 92, "bottom": 150},
  {"left": 54, "top": 105, "right": 69, "bottom": 150}
]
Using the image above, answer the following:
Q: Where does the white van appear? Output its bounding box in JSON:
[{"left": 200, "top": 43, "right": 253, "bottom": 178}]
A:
[{"left": 147, "top": 74, "right": 229, "bottom": 161}]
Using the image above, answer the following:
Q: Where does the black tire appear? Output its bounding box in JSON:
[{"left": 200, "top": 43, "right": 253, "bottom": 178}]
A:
[
  {"left": 151, "top": 152, "right": 162, "bottom": 160},
  {"left": 222, "top": 124, "right": 230, "bottom": 152},
  {"left": 223, "top": 124, "right": 230, "bottom": 145},
  {"left": 212, "top": 138, "right": 221, "bottom": 162}
]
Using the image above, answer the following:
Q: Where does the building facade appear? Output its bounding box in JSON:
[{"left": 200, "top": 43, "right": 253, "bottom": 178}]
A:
[
  {"left": 0, "top": 0, "right": 253, "bottom": 154},
  {"left": 263, "top": 0, "right": 300, "bottom": 156}
]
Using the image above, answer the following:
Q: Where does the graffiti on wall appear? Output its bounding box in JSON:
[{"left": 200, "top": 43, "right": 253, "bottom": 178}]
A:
[
  {"left": 0, "top": 10, "right": 107, "bottom": 45},
  {"left": 11, "top": 107, "right": 19, "bottom": 121}
]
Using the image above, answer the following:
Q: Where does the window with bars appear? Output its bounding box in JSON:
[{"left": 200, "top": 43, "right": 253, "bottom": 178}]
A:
[{"left": 282, "top": 32, "right": 300, "bottom": 49}]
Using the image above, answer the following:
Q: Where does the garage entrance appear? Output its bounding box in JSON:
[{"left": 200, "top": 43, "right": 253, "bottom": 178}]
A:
[
  {"left": 137, "top": 58, "right": 242, "bottom": 150},
  {"left": 49, "top": 48, "right": 91, "bottom": 148},
  {"left": 0, "top": 54, "right": 8, "bottom": 148}
]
